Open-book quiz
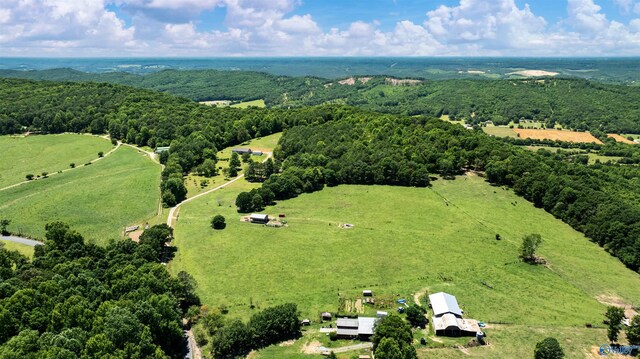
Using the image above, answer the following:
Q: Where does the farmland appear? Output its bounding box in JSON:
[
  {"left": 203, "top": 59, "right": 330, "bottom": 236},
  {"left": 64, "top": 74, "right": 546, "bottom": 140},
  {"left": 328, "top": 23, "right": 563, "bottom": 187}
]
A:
[
  {"left": 0, "top": 134, "right": 113, "bottom": 188},
  {"left": 514, "top": 128, "right": 602, "bottom": 144},
  {"left": 482, "top": 125, "right": 518, "bottom": 138},
  {"left": 170, "top": 174, "right": 640, "bottom": 357},
  {"left": 607, "top": 134, "right": 637, "bottom": 144},
  {"left": 231, "top": 99, "right": 266, "bottom": 108},
  {"left": 0, "top": 145, "right": 161, "bottom": 244}
]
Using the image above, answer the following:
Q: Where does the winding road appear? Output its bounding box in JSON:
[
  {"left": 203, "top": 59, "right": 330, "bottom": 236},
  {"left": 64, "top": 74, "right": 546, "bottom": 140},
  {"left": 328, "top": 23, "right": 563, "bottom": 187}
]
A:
[{"left": 0, "top": 235, "right": 43, "bottom": 246}]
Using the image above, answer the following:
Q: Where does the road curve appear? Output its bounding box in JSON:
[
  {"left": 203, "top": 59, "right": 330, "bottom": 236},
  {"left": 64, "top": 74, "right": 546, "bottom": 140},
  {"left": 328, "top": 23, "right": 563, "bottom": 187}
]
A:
[
  {"left": 1, "top": 235, "right": 44, "bottom": 246},
  {"left": 166, "top": 152, "right": 272, "bottom": 228}
]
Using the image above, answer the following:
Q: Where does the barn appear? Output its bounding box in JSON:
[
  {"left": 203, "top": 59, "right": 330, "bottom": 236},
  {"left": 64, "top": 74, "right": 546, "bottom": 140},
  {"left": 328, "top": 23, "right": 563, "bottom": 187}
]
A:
[
  {"left": 232, "top": 148, "right": 252, "bottom": 154},
  {"left": 336, "top": 317, "right": 378, "bottom": 340},
  {"left": 249, "top": 213, "right": 269, "bottom": 224},
  {"left": 429, "top": 292, "right": 480, "bottom": 337}
]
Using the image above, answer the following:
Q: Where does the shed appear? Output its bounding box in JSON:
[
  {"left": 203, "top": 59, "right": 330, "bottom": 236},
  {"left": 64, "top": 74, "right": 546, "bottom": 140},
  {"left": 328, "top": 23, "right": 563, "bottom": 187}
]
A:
[
  {"left": 249, "top": 213, "right": 269, "bottom": 224},
  {"left": 302, "top": 319, "right": 311, "bottom": 326},
  {"left": 376, "top": 311, "right": 388, "bottom": 318},
  {"left": 252, "top": 151, "right": 263, "bottom": 156},
  {"left": 232, "top": 148, "right": 252, "bottom": 154},
  {"left": 362, "top": 290, "right": 373, "bottom": 297},
  {"left": 155, "top": 146, "right": 170, "bottom": 154},
  {"left": 429, "top": 292, "right": 462, "bottom": 318},
  {"left": 321, "top": 312, "right": 332, "bottom": 321},
  {"left": 358, "top": 317, "right": 377, "bottom": 337}
]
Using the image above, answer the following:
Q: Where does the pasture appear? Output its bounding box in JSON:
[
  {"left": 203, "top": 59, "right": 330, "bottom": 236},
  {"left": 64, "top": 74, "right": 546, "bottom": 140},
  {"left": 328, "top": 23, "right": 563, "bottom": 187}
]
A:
[
  {"left": 514, "top": 129, "right": 602, "bottom": 144},
  {"left": 482, "top": 125, "right": 518, "bottom": 138},
  {"left": 0, "top": 145, "right": 161, "bottom": 244},
  {"left": 0, "top": 134, "right": 113, "bottom": 188},
  {"left": 170, "top": 175, "right": 640, "bottom": 357},
  {"left": 231, "top": 99, "right": 266, "bottom": 108},
  {"left": 0, "top": 240, "right": 35, "bottom": 258}
]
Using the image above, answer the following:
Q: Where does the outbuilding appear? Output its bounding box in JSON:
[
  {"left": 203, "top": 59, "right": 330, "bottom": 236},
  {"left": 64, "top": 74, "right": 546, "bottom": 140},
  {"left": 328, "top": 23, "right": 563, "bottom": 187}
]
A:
[
  {"left": 232, "top": 148, "right": 252, "bottom": 154},
  {"left": 249, "top": 213, "right": 269, "bottom": 224},
  {"left": 321, "top": 312, "right": 332, "bottom": 321},
  {"left": 429, "top": 292, "right": 462, "bottom": 318},
  {"left": 252, "top": 150, "right": 263, "bottom": 156},
  {"left": 362, "top": 290, "right": 373, "bottom": 297},
  {"left": 336, "top": 317, "right": 378, "bottom": 340}
]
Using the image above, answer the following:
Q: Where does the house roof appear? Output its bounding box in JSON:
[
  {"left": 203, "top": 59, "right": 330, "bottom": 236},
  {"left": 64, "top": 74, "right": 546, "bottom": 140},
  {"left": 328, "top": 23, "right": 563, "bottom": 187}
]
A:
[
  {"left": 432, "top": 314, "right": 480, "bottom": 334},
  {"left": 250, "top": 213, "right": 269, "bottom": 220},
  {"left": 336, "top": 318, "right": 359, "bottom": 328},
  {"left": 358, "top": 317, "right": 377, "bottom": 336},
  {"left": 336, "top": 328, "right": 359, "bottom": 336},
  {"left": 429, "top": 292, "right": 462, "bottom": 317}
]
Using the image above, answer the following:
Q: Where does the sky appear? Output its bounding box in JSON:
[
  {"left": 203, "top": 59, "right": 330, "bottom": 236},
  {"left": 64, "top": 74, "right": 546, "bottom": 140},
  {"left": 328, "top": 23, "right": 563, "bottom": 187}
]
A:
[{"left": 2, "top": 0, "right": 640, "bottom": 57}]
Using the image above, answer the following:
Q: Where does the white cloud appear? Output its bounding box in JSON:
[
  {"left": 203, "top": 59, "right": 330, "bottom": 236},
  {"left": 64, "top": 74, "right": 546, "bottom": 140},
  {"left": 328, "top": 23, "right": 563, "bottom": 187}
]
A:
[{"left": 3, "top": 0, "right": 640, "bottom": 57}]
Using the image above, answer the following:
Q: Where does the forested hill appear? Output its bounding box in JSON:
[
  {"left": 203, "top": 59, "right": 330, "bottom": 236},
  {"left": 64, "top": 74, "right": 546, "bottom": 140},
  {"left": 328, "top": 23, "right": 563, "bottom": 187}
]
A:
[{"left": 3, "top": 69, "right": 640, "bottom": 133}]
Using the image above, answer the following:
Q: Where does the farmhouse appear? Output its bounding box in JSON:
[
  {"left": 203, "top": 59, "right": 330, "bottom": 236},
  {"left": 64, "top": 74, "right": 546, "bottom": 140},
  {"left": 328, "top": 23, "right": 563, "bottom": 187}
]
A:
[
  {"left": 232, "top": 148, "right": 252, "bottom": 154},
  {"left": 429, "top": 292, "right": 480, "bottom": 337},
  {"left": 336, "top": 317, "right": 378, "bottom": 339},
  {"left": 249, "top": 213, "right": 269, "bottom": 224}
]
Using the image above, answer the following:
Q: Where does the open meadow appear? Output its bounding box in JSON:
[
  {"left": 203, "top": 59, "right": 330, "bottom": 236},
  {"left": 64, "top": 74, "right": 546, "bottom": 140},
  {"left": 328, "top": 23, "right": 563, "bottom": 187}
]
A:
[
  {"left": 482, "top": 125, "right": 518, "bottom": 138},
  {"left": 170, "top": 174, "right": 640, "bottom": 358},
  {"left": 0, "top": 145, "right": 161, "bottom": 244},
  {"left": 0, "top": 240, "right": 35, "bottom": 258},
  {"left": 0, "top": 134, "right": 113, "bottom": 188}
]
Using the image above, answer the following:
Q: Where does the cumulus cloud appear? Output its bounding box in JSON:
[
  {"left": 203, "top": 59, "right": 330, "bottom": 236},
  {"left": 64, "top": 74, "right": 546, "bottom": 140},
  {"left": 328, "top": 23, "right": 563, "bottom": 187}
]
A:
[{"left": 3, "top": 0, "right": 640, "bottom": 56}]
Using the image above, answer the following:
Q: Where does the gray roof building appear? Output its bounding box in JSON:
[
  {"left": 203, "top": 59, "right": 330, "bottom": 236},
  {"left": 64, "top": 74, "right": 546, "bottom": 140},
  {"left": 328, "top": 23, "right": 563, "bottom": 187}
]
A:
[
  {"left": 336, "top": 317, "right": 378, "bottom": 339},
  {"left": 429, "top": 292, "right": 462, "bottom": 318}
]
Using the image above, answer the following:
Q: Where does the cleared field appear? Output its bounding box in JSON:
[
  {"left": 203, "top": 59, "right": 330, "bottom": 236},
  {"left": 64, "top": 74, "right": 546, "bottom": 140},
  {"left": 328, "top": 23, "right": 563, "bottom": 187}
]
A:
[
  {"left": 515, "top": 129, "right": 603, "bottom": 144},
  {"left": 0, "top": 240, "right": 35, "bottom": 258},
  {"left": 0, "top": 134, "right": 114, "bottom": 188},
  {"left": 171, "top": 175, "right": 640, "bottom": 357},
  {"left": 0, "top": 145, "right": 161, "bottom": 244},
  {"left": 523, "top": 146, "right": 621, "bottom": 164},
  {"left": 185, "top": 133, "right": 281, "bottom": 198},
  {"left": 607, "top": 134, "right": 637, "bottom": 145},
  {"left": 231, "top": 99, "right": 266, "bottom": 108},
  {"left": 482, "top": 125, "right": 518, "bottom": 138}
]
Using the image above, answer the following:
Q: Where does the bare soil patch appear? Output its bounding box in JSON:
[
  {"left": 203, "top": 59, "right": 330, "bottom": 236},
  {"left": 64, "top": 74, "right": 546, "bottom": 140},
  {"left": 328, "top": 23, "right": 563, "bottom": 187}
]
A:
[
  {"left": 199, "top": 100, "right": 231, "bottom": 107},
  {"left": 508, "top": 70, "right": 559, "bottom": 77},
  {"left": 128, "top": 230, "right": 143, "bottom": 242},
  {"left": 596, "top": 294, "right": 638, "bottom": 319},
  {"left": 514, "top": 129, "right": 602, "bottom": 144},
  {"left": 338, "top": 77, "right": 356, "bottom": 85},
  {"left": 608, "top": 134, "right": 637, "bottom": 145},
  {"left": 385, "top": 78, "right": 422, "bottom": 86},
  {"left": 279, "top": 339, "right": 295, "bottom": 347},
  {"left": 301, "top": 340, "right": 322, "bottom": 354}
]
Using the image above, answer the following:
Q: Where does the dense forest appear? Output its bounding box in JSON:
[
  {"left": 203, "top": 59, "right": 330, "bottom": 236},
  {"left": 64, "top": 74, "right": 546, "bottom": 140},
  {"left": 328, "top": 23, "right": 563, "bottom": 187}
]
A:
[
  {"left": 0, "top": 222, "right": 198, "bottom": 358},
  {"left": 3, "top": 69, "right": 640, "bottom": 132}
]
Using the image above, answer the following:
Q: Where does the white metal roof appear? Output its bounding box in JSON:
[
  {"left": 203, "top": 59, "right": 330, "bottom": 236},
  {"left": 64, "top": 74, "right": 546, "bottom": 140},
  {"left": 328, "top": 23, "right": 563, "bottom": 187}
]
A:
[
  {"left": 358, "top": 317, "right": 377, "bottom": 335},
  {"left": 429, "top": 292, "right": 462, "bottom": 317},
  {"left": 336, "top": 318, "right": 359, "bottom": 328},
  {"left": 250, "top": 213, "right": 269, "bottom": 220}
]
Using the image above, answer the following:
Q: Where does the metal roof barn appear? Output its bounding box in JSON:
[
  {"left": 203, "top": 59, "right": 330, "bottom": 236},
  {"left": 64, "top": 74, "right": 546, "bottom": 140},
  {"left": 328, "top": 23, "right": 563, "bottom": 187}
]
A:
[{"left": 429, "top": 292, "right": 463, "bottom": 318}]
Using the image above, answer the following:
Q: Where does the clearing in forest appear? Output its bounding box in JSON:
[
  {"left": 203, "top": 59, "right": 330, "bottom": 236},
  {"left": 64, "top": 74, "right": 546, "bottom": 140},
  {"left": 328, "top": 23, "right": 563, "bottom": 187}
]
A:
[
  {"left": 0, "top": 145, "right": 161, "bottom": 244},
  {"left": 0, "top": 134, "right": 113, "bottom": 188},
  {"left": 607, "top": 134, "right": 637, "bottom": 145},
  {"left": 514, "top": 128, "right": 602, "bottom": 144}
]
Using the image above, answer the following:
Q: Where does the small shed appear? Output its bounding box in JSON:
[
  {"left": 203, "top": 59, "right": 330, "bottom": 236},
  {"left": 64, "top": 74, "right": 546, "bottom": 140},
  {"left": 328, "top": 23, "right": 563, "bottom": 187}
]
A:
[
  {"left": 232, "top": 148, "right": 252, "bottom": 154},
  {"left": 321, "top": 312, "right": 332, "bottom": 321},
  {"left": 376, "top": 311, "right": 388, "bottom": 318},
  {"left": 252, "top": 150, "right": 263, "bottom": 156},
  {"left": 155, "top": 146, "right": 170, "bottom": 154},
  {"left": 302, "top": 319, "right": 311, "bottom": 326},
  {"left": 250, "top": 213, "right": 269, "bottom": 224},
  {"left": 362, "top": 290, "right": 373, "bottom": 297}
]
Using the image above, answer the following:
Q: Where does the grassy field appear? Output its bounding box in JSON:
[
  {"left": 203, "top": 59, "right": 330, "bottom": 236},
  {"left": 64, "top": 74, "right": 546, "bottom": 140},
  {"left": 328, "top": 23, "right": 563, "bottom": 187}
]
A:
[
  {"left": 171, "top": 174, "right": 640, "bottom": 358},
  {"left": 482, "top": 125, "right": 518, "bottom": 138},
  {"left": 231, "top": 99, "right": 266, "bottom": 108},
  {"left": 184, "top": 133, "right": 281, "bottom": 198},
  {"left": 0, "top": 145, "right": 161, "bottom": 244},
  {"left": 0, "top": 134, "right": 113, "bottom": 188},
  {"left": 0, "top": 240, "right": 35, "bottom": 258},
  {"left": 523, "top": 146, "right": 622, "bottom": 164},
  {"left": 515, "top": 129, "right": 602, "bottom": 144}
]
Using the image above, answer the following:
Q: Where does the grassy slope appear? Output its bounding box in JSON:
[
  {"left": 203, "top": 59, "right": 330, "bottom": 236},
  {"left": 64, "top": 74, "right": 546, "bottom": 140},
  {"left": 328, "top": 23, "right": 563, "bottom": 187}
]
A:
[
  {"left": 0, "top": 145, "right": 161, "bottom": 244},
  {"left": 0, "top": 134, "right": 113, "bottom": 188},
  {"left": 171, "top": 175, "right": 640, "bottom": 357},
  {"left": 0, "top": 240, "right": 35, "bottom": 258},
  {"left": 482, "top": 125, "right": 519, "bottom": 138},
  {"left": 231, "top": 99, "right": 267, "bottom": 108}
]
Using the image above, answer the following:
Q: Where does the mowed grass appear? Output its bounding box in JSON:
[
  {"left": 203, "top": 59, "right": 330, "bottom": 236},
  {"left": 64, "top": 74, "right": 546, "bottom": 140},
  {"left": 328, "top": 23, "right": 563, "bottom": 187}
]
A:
[
  {"left": 482, "top": 125, "right": 518, "bottom": 138},
  {"left": 0, "top": 145, "right": 161, "bottom": 244},
  {"left": 231, "top": 99, "right": 266, "bottom": 108},
  {"left": 0, "top": 134, "right": 113, "bottom": 188},
  {"left": 0, "top": 240, "right": 35, "bottom": 258},
  {"left": 171, "top": 175, "right": 640, "bottom": 321}
]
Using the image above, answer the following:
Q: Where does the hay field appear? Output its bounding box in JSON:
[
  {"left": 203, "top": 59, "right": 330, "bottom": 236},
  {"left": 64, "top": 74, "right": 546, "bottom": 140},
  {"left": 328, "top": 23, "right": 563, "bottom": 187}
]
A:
[
  {"left": 607, "top": 134, "right": 636, "bottom": 145},
  {"left": 514, "top": 129, "right": 602, "bottom": 144}
]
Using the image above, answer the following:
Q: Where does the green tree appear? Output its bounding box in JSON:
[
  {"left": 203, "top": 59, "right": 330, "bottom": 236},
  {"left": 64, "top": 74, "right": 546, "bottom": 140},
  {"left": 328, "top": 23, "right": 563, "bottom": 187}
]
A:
[
  {"left": 200, "top": 158, "right": 218, "bottom": 177},
  {"left": 372, "top": 315, "right": 416, "bottom": 359},
  {"left": 236, "top": 192, "right": 254, "bottom": 213},
  {"left": 212, "top": 319, "right": 252, "bottom": 359},
  {"left": 229, "top": 152, "right": 241, "bottom": 169},
  {"left": 626, "top": 315, "right": 640, "bottom": 345},
  {"left": 211, "top": 215, "right": 226, "bottom": 230},
  {"left": 241, "top": 152, "right": 252, "bottom": 163},
  {"left": 605, "top": 306, "right": 625, "bottom": 343},
  {"left": 375, "top": 337, "right": 403, "bottom": 359},
  {"left": 249, "top": 303, "right": 301, "bottom": 348},
  {"left": 0, "top": 219, "right": 10, "bottom": 236},
  {"left": 534, "top": 337, "right": 564, "bottom": 359},
  {"left": 25, "top": 174, "right": 34, "bottom": 180},
  {"left": 520, "top": 233, "right": 543, "bottom": 263},
  {"left": 252, "top": 194, "right": 264, "bottom": 211},
  {"left": 162, "top": 177, "right": 187, "bottom": 205},
  {"left": 98, "top": 151, "right": 104, "bottom": 157},
  {"left": 405, "top": 305, "right": 427, "bottom": 328}
]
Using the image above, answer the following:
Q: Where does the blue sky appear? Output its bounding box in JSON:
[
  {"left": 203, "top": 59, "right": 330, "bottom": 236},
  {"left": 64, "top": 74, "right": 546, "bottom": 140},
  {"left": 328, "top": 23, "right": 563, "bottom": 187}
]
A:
[{"left": 2, "top": 0, "right": 640, "bottom": 56}]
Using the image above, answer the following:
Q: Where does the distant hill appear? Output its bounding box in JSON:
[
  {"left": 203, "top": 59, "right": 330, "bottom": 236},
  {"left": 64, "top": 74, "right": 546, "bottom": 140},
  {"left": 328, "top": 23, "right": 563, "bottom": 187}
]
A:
[{"left": 2, "top": 69, "right": 640, "bottom": 133}]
